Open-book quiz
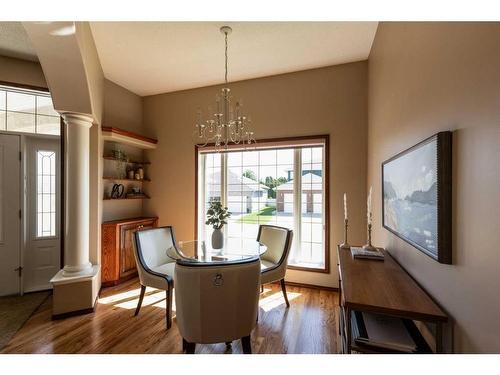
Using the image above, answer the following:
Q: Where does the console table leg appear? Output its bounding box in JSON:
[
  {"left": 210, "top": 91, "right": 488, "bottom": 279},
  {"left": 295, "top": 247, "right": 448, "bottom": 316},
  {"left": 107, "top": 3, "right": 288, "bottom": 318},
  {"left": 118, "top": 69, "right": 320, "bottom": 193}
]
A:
[
  {"left": 436, "top": 322, "right": 443, "bottom": 353},
  {"left": 346, "top": 307, "right": 352, "bottom": 354}
]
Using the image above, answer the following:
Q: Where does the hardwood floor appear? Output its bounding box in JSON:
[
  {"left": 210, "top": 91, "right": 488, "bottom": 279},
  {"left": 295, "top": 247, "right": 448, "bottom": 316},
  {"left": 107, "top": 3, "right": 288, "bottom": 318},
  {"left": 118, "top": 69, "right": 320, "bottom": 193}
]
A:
[{"left": 1, "top": 278, "right": 339, "bottom": 354}]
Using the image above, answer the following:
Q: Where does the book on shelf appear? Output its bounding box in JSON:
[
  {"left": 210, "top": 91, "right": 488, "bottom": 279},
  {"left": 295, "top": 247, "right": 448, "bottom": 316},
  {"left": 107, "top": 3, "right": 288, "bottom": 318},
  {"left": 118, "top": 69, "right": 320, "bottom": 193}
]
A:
[
  {"left": 351, "top": 311, "right": 418, "bottom": 353},
  {"left": 350, "top": 246, "right": 385, "bottom": 260}
]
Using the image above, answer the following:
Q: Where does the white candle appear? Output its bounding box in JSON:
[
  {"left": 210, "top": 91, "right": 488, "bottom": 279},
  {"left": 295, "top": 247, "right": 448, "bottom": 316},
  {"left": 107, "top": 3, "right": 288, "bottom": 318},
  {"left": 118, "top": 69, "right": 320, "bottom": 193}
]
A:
[
  {"left": 343, "top": 193, "right": 348, "bottom": 221},
  {"left": 367, "top": 186, "right": 373, "bottom": 225}
]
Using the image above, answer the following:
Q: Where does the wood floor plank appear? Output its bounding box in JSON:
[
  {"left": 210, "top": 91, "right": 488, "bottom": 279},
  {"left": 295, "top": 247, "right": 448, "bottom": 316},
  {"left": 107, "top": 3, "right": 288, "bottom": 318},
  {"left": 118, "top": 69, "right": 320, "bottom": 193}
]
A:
[{"left": 1, "top": 278, "right": 339, "bottom": 354}]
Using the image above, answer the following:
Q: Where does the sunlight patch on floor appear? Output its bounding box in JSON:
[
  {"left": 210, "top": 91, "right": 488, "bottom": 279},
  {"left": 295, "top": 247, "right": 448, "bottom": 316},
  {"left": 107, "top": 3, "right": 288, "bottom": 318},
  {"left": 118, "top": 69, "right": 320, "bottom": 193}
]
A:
[
  {"left": 99, "top": 287, "right": 176, "bottom": 311},
  {"left": 100, "top": 285, "right": 295, "bottom": 313},
  {"left": 259, "top": 291, "right": 301, "bottom": 312},
  {"left": 98, "top": 287, "right": 145, "bottom": 304},
  {"left": 114, "top": 291, "right": 165, "bottom": 310}
]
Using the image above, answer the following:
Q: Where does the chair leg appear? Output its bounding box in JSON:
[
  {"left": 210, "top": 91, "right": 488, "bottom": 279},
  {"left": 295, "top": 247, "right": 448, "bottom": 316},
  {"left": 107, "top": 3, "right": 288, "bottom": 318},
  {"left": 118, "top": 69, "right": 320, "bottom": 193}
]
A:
[
  {"left": 185, "top": 341, "right": 196, "bottom": 354},
  {"left": 241, "top": 335, "right": 252, "bottom": 354},
  {"left": 134, "top": 285, "right": 146, "bottom": 316},
  {"left": 166, "top": 287, "right": 173, "bottom": 329},
  {"left": 261, "top": 284, "right": 264, "bottom": 293},
  {"left": 280, "top": 279, "right": 290, "bottom": 307}
]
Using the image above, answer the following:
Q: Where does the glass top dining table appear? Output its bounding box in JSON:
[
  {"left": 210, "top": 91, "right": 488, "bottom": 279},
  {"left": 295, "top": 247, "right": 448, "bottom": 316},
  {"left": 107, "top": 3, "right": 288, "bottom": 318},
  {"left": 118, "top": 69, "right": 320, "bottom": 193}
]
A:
[{"left": 174, "top": 239, "right": 267, "bottom": 264}]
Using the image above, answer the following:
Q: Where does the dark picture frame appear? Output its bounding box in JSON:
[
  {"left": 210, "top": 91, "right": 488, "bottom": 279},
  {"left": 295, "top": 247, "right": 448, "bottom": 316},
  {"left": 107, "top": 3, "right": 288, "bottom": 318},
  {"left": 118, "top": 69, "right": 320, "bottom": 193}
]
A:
[{"left": 382, "top": 132, "right": 452, "bottom": 264}]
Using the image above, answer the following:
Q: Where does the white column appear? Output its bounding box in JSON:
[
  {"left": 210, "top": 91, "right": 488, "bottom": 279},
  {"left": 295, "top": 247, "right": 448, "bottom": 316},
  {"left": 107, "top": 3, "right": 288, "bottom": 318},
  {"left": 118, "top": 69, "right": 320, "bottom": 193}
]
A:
[{"left": 61, "top": 113, "right": 93, "bottom": 276}]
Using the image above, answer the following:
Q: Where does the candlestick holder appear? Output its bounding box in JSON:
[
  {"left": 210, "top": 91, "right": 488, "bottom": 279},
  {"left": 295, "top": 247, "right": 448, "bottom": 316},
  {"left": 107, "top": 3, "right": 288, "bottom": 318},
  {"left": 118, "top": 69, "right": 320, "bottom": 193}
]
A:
[
  {"left": 340, "top": 219, "right": 350, "bottom": 249},
  {"left": 363, "top": 223, "right": 378, "bottom": 252}
]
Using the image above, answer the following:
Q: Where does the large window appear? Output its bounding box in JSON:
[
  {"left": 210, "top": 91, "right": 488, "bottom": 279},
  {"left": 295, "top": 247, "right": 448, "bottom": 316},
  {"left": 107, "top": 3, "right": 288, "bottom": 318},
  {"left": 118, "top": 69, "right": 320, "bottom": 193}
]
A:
[
  {"left": 0, "top": 86, "right": 60, "bottom": 135},
  {"left": 197, "top": 137, "right": 329, "bottom": 272}
]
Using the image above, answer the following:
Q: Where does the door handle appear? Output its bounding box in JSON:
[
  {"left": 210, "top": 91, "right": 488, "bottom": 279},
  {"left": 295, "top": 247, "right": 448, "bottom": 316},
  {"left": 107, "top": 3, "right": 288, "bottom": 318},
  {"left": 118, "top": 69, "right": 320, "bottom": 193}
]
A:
[{"left": 14, "top": 266, "right": 23, "bottom": 277}]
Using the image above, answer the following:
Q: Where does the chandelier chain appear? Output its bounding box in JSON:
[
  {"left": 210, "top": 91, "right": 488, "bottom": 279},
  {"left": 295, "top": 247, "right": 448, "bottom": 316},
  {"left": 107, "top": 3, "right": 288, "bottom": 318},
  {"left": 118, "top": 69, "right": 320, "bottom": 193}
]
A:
[{"left": 224, "top": 31, "right": 228, "bottom": 84}]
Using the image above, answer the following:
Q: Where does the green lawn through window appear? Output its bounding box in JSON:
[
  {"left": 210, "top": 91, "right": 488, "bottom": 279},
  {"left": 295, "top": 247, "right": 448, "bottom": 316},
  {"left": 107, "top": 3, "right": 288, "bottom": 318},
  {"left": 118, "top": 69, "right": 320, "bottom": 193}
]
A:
[{"left": 237, "top": 206, "right": 276, "bottom": 224}]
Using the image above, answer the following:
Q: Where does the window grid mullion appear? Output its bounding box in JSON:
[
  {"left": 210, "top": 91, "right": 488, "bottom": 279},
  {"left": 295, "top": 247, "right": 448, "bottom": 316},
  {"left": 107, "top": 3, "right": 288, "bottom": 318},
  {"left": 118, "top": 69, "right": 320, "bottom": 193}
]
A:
[
  {"left": 198, "top": 154, "right": 206, "bottom": 241},
  {"left": 221, "top": 152, "right": 228, "bottom": 241},
  {"left": 293, "top": 148, "right": 302, "bottom": 263}
]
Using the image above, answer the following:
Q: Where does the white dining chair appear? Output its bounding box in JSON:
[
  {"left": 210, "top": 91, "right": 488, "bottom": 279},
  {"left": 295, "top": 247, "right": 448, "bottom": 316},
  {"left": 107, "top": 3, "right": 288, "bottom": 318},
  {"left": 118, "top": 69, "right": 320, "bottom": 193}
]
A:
[
  {"left": 133, "top": 226, "right": 179, "bottom": 329},
  {"left": 258, "top": 225, "right": 294, "bottom": 307},
  {"left": 174, "top": 257, "right": 261, "bottom": 354}
]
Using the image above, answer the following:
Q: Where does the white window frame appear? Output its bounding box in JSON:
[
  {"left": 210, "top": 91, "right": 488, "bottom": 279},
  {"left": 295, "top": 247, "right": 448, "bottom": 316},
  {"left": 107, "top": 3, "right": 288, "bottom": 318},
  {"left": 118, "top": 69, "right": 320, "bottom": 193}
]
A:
[{"left": 196, "top": 136, "right": 329, "bottom": 273}]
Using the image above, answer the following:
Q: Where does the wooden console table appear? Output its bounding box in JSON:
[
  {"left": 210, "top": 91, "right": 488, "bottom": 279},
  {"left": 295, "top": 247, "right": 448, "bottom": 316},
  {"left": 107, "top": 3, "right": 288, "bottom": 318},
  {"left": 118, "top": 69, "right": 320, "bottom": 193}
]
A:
[{"left": 337, "top": 245, "right": 448, "bottom": 353}]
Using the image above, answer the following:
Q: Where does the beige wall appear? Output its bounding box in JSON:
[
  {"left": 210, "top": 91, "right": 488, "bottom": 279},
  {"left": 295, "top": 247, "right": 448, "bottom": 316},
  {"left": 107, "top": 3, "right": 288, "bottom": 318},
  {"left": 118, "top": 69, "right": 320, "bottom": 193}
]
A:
[
  {"left": 102, "top": 79, "right": 145, "bottom": 222},
  {"left": 368, "top": 22, "right": 500, "bottom": 353},
  {"left": 103, "top": 79, "right": 143, "bottom": 134},
  {"left": 143, "top": 62, "right": 368, "bottom": 287},
  {"left": 0, "top": 55, "right": 47, "bottom": 88}
]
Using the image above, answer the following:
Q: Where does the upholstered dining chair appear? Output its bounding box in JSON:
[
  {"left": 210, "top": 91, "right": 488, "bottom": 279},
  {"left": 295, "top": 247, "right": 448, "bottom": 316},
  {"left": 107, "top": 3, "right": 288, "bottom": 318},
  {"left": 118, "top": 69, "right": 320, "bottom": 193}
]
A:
[
  {"left": 174, "top": 257, "right": 261, "bottom": 354},
  {"left": 258, "top": 225, "right": 294, "bottom": 307},
  {"left": 133, "top": 226, "right": 180, "bottom": 329}
]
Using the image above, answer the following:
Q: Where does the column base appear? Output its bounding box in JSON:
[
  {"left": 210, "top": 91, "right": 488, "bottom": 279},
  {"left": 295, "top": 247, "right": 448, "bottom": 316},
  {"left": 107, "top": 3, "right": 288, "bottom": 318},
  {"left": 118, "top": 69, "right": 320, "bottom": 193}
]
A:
[
  {"left": 62, "top": 262, "right": 93, "bottom": 277},
  {"left": 50, "top": 265, "right": 100, "bottom": 318}
]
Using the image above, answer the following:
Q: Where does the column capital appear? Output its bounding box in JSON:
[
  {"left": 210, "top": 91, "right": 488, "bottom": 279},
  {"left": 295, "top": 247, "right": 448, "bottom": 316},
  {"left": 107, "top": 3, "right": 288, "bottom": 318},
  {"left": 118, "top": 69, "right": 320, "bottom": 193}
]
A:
[{"left": 61, "top": 112, "right": 94, "bottom": 128}]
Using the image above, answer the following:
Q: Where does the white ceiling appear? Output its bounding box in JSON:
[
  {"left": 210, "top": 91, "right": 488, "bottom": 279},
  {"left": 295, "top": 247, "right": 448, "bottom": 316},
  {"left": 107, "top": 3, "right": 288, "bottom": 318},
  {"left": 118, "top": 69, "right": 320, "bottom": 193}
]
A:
[
  {"left": 0, "top": 22, "right": 378, "bottom": 96},
  {"left": 0, "top": 22, "right": 38, "bottom": 62},
  {"left": 90, "top": 22, "right": 378, "bottom": 97}
]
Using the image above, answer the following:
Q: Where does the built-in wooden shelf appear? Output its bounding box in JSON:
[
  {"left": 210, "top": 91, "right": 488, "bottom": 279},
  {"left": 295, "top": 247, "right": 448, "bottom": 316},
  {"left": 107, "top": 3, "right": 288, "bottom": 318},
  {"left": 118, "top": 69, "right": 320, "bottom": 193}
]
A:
[
  {"left": 102, "top": 126, "right": 158, "bottom": 150},
  {"left": 103, "top": 176, "right": 151, "bottom": 182},
  {"left": 103, "top": 195, "right": 150, "bottom": 201},
  {"left": 103, "top": 156, "right": 151, "bottom": 164}
]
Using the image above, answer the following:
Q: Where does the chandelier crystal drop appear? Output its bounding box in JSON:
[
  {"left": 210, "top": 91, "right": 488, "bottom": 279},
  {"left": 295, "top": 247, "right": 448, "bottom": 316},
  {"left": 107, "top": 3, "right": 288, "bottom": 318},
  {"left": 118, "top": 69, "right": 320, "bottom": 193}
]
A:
[{"left": 193, "top": 26, "right": 256, "bottom": 152}]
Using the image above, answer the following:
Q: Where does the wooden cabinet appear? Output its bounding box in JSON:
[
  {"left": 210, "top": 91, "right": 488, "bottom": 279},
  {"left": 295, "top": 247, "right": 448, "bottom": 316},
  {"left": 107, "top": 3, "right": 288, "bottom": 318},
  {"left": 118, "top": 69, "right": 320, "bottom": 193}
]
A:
[{"left": 101, "top": 217, "right": 158, "bottom": 287}]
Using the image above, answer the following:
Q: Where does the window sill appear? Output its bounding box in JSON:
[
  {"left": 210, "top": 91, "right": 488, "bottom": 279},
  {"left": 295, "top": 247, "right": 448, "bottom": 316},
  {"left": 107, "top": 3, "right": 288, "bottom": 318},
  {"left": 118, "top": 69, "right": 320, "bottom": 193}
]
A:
[{"left": 288, "top": 263, "right": 329, "bottom": 274}]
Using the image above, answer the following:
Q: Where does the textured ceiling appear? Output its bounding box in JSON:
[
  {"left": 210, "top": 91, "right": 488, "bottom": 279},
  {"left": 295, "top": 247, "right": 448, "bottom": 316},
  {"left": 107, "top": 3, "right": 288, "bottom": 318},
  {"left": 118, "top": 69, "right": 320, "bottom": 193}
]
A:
[
  {"left": 90, "top": 22, "right": 378, "bottom": 96},
  {"left": 0, "top": 22, "right": 38, "bottom": 62}
]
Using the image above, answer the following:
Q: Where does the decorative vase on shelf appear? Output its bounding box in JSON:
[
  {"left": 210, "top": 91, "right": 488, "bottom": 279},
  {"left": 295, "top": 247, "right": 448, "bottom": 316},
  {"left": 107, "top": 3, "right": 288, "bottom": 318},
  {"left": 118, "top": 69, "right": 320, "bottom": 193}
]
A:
[{"left": 211, "top": 228, "right": 224, "bottom": 250}]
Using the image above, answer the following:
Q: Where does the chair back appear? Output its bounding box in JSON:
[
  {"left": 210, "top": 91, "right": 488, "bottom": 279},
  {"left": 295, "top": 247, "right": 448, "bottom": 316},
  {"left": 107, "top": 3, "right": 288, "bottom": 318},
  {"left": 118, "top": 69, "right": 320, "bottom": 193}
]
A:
[
  {"left": 174, "top": 257, "right": 261, "bottom": 344},
  {"left": 134, "top": 227, "right": 176, "bottom": 285},
  {"left": 258, "top": 225, "right": 293, "bottom": 266}
]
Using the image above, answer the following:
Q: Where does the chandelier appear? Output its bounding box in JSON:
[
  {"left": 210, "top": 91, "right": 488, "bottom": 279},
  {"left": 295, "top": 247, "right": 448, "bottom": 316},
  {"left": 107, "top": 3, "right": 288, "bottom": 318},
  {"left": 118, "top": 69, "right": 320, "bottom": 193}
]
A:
[{"left": 194, "top": 26, "right": 256, "bottom": 152}]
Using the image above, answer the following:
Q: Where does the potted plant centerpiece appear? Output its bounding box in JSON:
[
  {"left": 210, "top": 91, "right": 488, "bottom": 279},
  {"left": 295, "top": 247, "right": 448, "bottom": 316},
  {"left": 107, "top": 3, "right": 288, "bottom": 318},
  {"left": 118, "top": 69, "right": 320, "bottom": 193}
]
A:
[{"left": 205, "top": 200, "right": 231, "bottom": 250}]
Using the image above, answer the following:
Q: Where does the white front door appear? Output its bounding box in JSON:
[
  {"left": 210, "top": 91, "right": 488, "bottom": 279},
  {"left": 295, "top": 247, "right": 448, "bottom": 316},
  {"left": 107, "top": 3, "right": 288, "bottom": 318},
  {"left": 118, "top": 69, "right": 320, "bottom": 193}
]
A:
[
  {"left": 24, "top": 137, "right": 61, "bottom": 292},
  {"left": 0, "top": 134, "right": 21, "bottom": 296}
]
